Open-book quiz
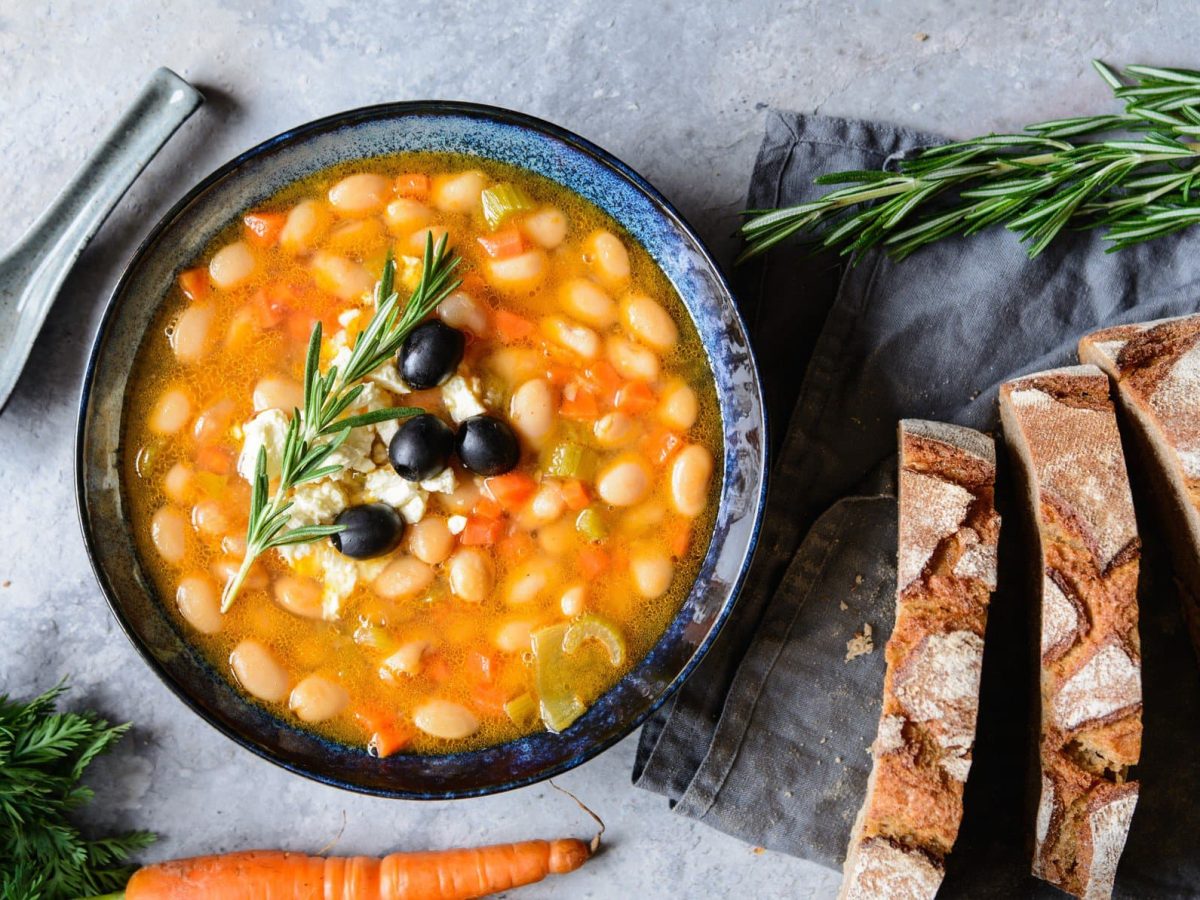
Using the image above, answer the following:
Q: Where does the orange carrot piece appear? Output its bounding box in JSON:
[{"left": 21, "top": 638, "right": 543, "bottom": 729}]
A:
[
  {"left": 125, "top": 837, "right": 595, "bottom": 900},
  {"left": 472, "top": 496, "right": 503, "bottom": 519},
  {"left": 477, "top": 226, "right": 525, "bottom": 259},
  {"left": 486, "top": 472, "right": 537, "bottom": 510},
  {"left": 461, "top": 516, "right": 504, "bottom": 546},
  {"left": 545, "top": 364, "right": 575, "bottom": 387},
  {"left": 559, "top": 387, "right": 599, "bottom": 420},
  {"left": 472, "top": 680, "right": 512, "bottom": 717},
  {"left": 560, "top": 479, "right": 590, "bottom": 511},
  {"left": 195, "top": 445, "right": 232, "bottom": 476},
  {"left": 243, "top": 211, "right": 287, "bottom": 247},
  {"left": 668, "top": 519, "right": 691, "bottom": 558},
  {"left": 423, "top": 654, "right": 453, "bottom": 684},
  {"left": 577, "top": 546, "right": 610, "bottom": 579},
  {"left": 641, "top": 427, "right": 683, "bottom": 466},
  {"left": 583, "top": 361, "right": 623, "bottom": 403},
  {"left": 395, "top": 172, "right": 431, "bottom": 199},
  {"left": 178, "top": 267, "right": 211, "bottom": 301},
  {"left": 498, "top": 532, "right": 535, "bottom": 563},
  {"left": 493, "top": 308, "right": 535, "bottom": 343},
  {"left": 355, "top": 708, "right": 415, "bottom": 758},
  {"left": 615, "top": 381, "right": 656, "bottom": 414}
]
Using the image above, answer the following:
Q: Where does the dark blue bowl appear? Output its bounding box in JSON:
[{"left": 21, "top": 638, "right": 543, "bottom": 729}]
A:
[{"left": 76, "top": 102, "right": 767, "bottom": 799}]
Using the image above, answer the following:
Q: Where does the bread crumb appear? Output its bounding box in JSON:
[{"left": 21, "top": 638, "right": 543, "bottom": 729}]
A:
[
  {"left": 751, "top": 846, "right": 766, "bottom": 856},
  {"left": 0, "top": 580, "right": 9, "bottom": 588},
  {"left": 820, "top": 736, "right": 827, "bottom": 744},
  {"left": 839, "top": 601, "right": 849, "bottom": 611},
  {"left": 854, "top": 574, "right": 863, "bottom": 586},
  {"left": 835, "top": 756, "right": 843, "bottom": 764},
  {"left": 914, "top": 31, "right": 929, "bottom": 41},
  {"left": 845, "top": 622, "right": 874, "bottom": 661}
]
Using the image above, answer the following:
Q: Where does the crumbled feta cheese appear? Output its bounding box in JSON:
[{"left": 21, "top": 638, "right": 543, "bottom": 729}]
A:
[
  {"left": 237, "top": 409, "right": 290, "bottom": 482},
  {"left": 320, "top": 547, "right": 359, "bottom": 619},
  {"left": 420, "top": 467, "right": 457, "bottom": 495},
  {"left": 337, "top": 308, "right": 363, "bottom": 328},
  {"left": 329, "top": 344, "right": 353, "bottom": 372},
  {"left": 447, "top": 515, "right": 468, "bottom": 535},
  {"left": 398, "top": 256, "right": 423, "bottom": 292},
  {"left": 362, "top": 468, "right": 428, "bottom": 523},
  {"left": 287, "top": 479, "right": 348, "bottom": 529},
  {"left": 367, "top": 360, "right": 410, "bottom": 395},
  {"left": 325, "top": 422, "right": 376, "bottom": 474},
  {"left": 442, "top": 374, "right": 486, "bottom": 423}
]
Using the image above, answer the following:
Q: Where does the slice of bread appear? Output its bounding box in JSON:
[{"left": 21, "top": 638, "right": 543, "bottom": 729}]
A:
[
  {"left": 1080, "top": 314, "right": 1200, "bottom": 656},
  {"left": 839, "top": 420, "right": 1001, "bottom": 900},
  {"left": 998, "top": 366, "right": 1142, "bottom": 900}
]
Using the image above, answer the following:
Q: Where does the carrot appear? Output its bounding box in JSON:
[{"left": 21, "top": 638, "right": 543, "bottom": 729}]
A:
[
  {"left": 667, "top": 519, "right": 691, "bottom": 558},
  {"left": 471, "top": 680, "right": 512, "bottom": 716},
  {"left": 497, "top": 531, "right": 535, "bottom": 563},
  {"left": 559, "top": 479, "right": 590, "bottom": 511},
  {"left": 395, "top": 172, "right": 431, "bottom": 199},
  {"left": 477, "top": 226, "right": 525, "bottom": 259},
  {"left": 583, "top": 361, "right": 623, "bottom": 403},
  {"left": 243, "top": 211, "right": 287, "bottom": 247},
  {"left": 123, "top": 837, "right": 596, "bottom": 899},
  {"left": 195, "top": 445, "right": 232, "bottom": 475},
  {"left": 559, "top": 386, "right": 599, "bottom": 420},
  {"left": 461, "top": 516, "right": 504, "bottom": 546},
  {"left": 641, "top": 427, "right": 682, "bottom": 466},
  {"left": 472, "top": 496, "right": 503, "bottom": 519},
  {"left": 177, "top": 267, "right": 210, "bottom": 301},
  {"left": 354, "top": 707, "right": 414, "bottom": 758},
  {"left": 615, "top": 381, "right": 656, "bottom": 414},
  {"left": 577, "top": 546, "right": 610, "bottom": 579},
  {"left": 485, "top": 472, "right": 536, "bottom": 510},
  {"left": 493, "top": 309, "right": 535, "bottom": 343}
]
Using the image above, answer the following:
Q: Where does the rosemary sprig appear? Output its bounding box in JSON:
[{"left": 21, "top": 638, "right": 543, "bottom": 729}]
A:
[
  {"left": 220, "top": 233, "right": 461, "bottom": 612},
  {"left": 740, "top": 61, "right": 1200, "bottom": 262}
]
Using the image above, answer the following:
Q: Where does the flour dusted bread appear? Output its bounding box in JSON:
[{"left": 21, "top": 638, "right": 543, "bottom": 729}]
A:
[
  {"left": 839, "top": 420, "right": 1000, "bottom": 900},
  {"left": 998, "top": 366, "right": 1142, "bottom": 900},
  {"left": 1080, "top": 313, "right": 1200, "bottom": 656}
]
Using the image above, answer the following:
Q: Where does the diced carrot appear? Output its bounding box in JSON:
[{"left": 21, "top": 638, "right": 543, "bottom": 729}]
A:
[
  {"left": 423, "top": 654, "right": 452, "bottom": 684},
  {"left": 560, "top": 386, "right": 599, "bottom": 420},
  {"left": 493, "top": 308, "right": 535, "bottom": 343},
  {"left": 669, "top": 520, "right": 691, "bottom": 558},
  {"left": 477, "top": 226, "right": 525, "bottom": 259},
  {"left": 486, "top": 472, "right": 537, "bottom": 510},
  {"left": 584, "top": 361, "right": 623, "bottom": 403},
  {"left": 560, "top": 479, "right": 590, "bottom": 511},
  {"left": 286, "top": 312, "right": 318, "bottom": 344},
  {"left": 243, "top": 211, "right": 287, "bottom": 247},
  {"left": 195, "top": 445, "right": 232, "bottom": 475},
  {"left": 355, "top": 707, "right": 415, "bottom": 758},
  {"left": 642, "top": 427, "right": 683, "bottom": 466},
  {"left": 545, "top": 364, "right": 575, "bottom": 386},
  {"left": 615, "top": 381, "right": 657, "bottom": 414},
  {"left": 178, "top": 267, "right": 211, "bottom": 301},
  {"left": 473, "top": 496, "right": 503, "bottom": 519},
  {"left": 253, "top": 286, "right": 289, "bottom": 328},
  {"left": 395, "top": 172, "right": 431, "bottom": 199},
  {"left": 471, "top": 681, "right": 512, "bottom": 717},
  {"left": 470, "top": 649, "right": 499, "bottom": 683},
  {"left": 461, "top": 516, "right": 504, "bottom": 546},
  {"left": 578, "top": 546, "right": 611, "bottom": 579},
  {"left": 498, "top": 532, "right": 535, "bottom": 563}
]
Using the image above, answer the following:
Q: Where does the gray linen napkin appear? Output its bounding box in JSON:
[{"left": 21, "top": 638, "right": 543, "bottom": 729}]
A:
[{"left": 634, "top": 112, "right": 1200, "bottom": 897}]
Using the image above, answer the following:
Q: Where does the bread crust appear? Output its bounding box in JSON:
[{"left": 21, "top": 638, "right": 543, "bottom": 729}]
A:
[
  {"left": 999, "top": 366, "right": 1142, "bottom": 900},
  {"left": 839, "top": 420, "right": 1000, "bottom": 900}
]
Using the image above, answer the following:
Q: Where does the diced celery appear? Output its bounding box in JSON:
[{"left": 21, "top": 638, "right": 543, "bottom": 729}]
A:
[
  {"left": 575, "top": 507, "right": 608, "bottom": 542},
  {"left": 543, "top": 441, "right": 597, "bottom": 480},
  {"left": 531, "top": 623, "right": 587, "bottom": 733},
  {"left": 504, "top": 691, "right": 539, "bottom": 727},
  {"left": 481, "top": 182, "right": 535, "bottom": 230},
  {"left": 563, "top": 614, "right": 626, "bottom": 666}
]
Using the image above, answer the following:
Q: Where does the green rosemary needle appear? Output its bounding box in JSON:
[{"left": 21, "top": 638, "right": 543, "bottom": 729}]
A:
[
  {"left": 220, "top": 233, "right": 461, "bottom": 613},
  {"left": 740, "top": 61, "right": 1200, "bottom": 262}
]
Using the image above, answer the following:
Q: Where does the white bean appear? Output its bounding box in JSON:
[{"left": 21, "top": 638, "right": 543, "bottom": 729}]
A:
[
  {"left": 505, "top": 557, "right": 559, "bottom": 605},
  {"left": 163, "top": 463, "right": 194, "bottom": 504},
  {"left": 408, "top": 517, "right": 454, "bottom": 565},
  {"left": 230, "top": 639, "right": 290, "bottom": 702},
  {"left": 149, "top": 387, "right": 191, "bottom": 435},
  {"left": 211, "top": 555, "right": 268, "bottom": 591},
  {"left": 596, "top": 455, "right": 652, "bottom": 507},
  {"left": 289, "top": 674, "right": 349, "bottom": 723},
  {"left": 495, "top": 619, "right": 536, "bottom": 654},
  {"left": 431, "top": 170, "right": 488, "bottom": 213},
  {"left": 537, "top": 518, "right": 576, "bottom": 556},
  {"left": 607, "top": 336, "right": 659, "bottom": 382},
  {"left": 176, "top": 573, "right": 222, "bottom": 634},
  {"left": 191, "top": 499, "right": 229, "bottom": 537},
  {"left": 523, "top": 206, "right": 567, "bottom": 249},
  {"left": 409, "top": 225, "right": 449, "bottom": 254},
  {"left": 280, "top": 200, "right": 330, "bottom": 253},
  {"left": 584, "top": 229, "right": 631, "bottom": 286},
  {"left": 486, "top": 348, "right": 542, "bottom": 386},
  {"left": 170, "top": 304, "right": 215, "bottom": 363},
  {"left": 448, "top": 547, "right": 494, "bottom": 603},
  {"left": 413, "top": 699, "right": 479, "bottom": 739},
  {"left": 383, "top": 198, "right": 433, "bottom": 235},
  {"left": 373, "top": 557, "right": 435, "bottom": 601},
  {"left": 486, "top": 249, "right": 548, "bottom": 293},
  {"left": 380, "top": 640, "right": 431, "bottom": 677},
  {"left": 560, "top": 278, "right": 616, "bottom": 328},
  {"left": 438, "top": 292, "right": 488, "bottom": 336},
  {"left": 593, "top": 411, "right": 640, "bottom": 449},
  {"left": 209, "top": 241, "right": 256, "bottom": 289},
  {"left": 621, "top": 294, "right": 678, "bottom": 351},
  {"left": 630, "top": 546, "right": 675, "bottom": 598},
  {"left": 312, "top": 252, "right": 374, "bottom": 300},
  {"left": 670, "top": 444, "right": 714, "bottom": 517},
  {"left": 253, "top": 376, "right": 305, "bottom": 413},
  {"left": 328, "top": 173, "right": 390, "bottom": 215},
  {"left": 273, "top": 575, "right": 324, "bottom": 619},
  {"left": 528, "top": 482, "right": 565, "bottom": 523},
  {"left": 542, "top": 316, "right": 599, "bottom": 360},
  {"left": 151, "top": 506, "right": 188, "bottom": 564},
  {"left": 509, "top": 379, "right": 555, "bottom": 446},
  {"left": 560, "top": 584, "right": 586, "bottom": 617},
  {"left": 658, "top": 380, "right": 699, "bottom": 431}
]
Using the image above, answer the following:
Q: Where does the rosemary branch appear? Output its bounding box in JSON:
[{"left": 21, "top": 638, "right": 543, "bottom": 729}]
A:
[
  {"left": 740, "top": 61, "right": 1200, "bottom": 262},
  {"left": 220, "top": 233, "right": 462, "bottom": 612}
]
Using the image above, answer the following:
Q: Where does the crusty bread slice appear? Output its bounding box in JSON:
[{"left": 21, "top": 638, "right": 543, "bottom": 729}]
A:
[
  {"left": 839, "top": 420, "right": 1000, "bottom": 900},
  {"left": 998, "top": 366, "right": 1142, "bottom": 900},
  {"left": 1080, "top": 314, "right": 1200, "bottom": 656}
]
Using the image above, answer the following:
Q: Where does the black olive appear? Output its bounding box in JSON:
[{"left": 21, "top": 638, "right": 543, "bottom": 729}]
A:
[
  {"left": 398, "top": 320, "right": 465, "bottom": 390},
  {"left": 455, "top": 415, "right": 520, "bottom": 476},
  {"left": 330, "top": 503, "right": 404, "bottom": 559},
  {"left": 388, "top": 413, "right": 455, "bottom": 481}
]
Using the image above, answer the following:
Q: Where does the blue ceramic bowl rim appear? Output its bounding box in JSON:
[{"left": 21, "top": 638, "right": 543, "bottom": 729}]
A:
[{"left": 75, "top": 100, "right": 768, "bottom": 799}]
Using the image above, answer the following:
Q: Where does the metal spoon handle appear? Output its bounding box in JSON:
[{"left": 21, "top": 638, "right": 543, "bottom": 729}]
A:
[{"left": 0, "top": 67, "right": 203, "bottom": 412}]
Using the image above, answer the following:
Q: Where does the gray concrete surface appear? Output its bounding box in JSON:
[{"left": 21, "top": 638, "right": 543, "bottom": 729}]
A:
[{"left": 0, "top": 2, "right": 1192, "bottom": 896}]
